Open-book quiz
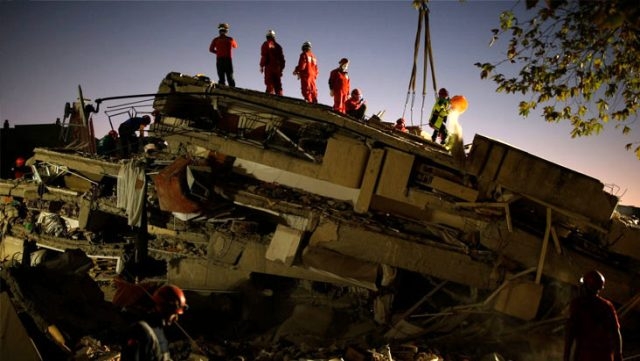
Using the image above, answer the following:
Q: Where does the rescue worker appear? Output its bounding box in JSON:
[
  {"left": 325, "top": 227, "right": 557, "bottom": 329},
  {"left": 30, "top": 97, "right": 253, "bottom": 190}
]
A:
[
  {"left": 395, "top": 118, "right": 408, "bottom": 132},
  {"left": 293, "top": 41, "right": 318, "bottom": 103},
  {"left": 345, "top": 88, "right": 367, "bottom": 121},
  {"left": 428, "top": 88, "right": 451, "bottom": 144},
  {"left": 328, "top": 58, "right": 350, "bottom": 113},
  {"left": 260, "top": 29, "right": 285, "bottom": 96},
  {"left": 564, "top": 270, "right": 623, "bottom": 361},
  {"left": 121, "top": 284, "right": 188, "bottom": 361},
  {"left": 118, "top": 115, "right": 151, "bottom": 158},
  {"left": 97, "top": 130, "right": 119, "bottom": 157},
  {"left": 209, "top": 23, "right": 238, "bottom": 87},
  {"left": 12, "top": 156, "right": 30, "bottom": 179}
]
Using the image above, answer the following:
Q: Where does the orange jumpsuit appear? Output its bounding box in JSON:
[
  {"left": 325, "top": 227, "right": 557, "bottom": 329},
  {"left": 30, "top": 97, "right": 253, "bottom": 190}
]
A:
[
  {"left": 328, "top": 67, "right": 350, "bottom": 113},
  {"left": 260, "top": 39, "right": 285, "bottom": 95},
  {"left": 294, "top": 50, "right": 318, "bottom": 103}
]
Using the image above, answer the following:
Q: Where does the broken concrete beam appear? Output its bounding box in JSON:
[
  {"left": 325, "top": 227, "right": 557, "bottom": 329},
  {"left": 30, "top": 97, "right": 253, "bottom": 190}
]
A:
[
  {"left": 318, "top": 134, "right": 369, "bottom": 188},
  {"left": 309, "top": 219, "right": 496, "bottom": 289},
  {"left": 466, "top": 135, "right": 617, "bottom": 224},
  {"left": 492, "top": 281, "right": 544, "bottom": 321},
  {"left": 480, "top": 221, "right": 638, "bottom": 305},
  {"left": 355, "top": 148, "right": 385, "bottom": 214},
  {"left": 301, "top": 246, "right": 380, "bottom": 291},
  {"left": 266, "top": 224, "right": 303, "bottom": 267},
  {"left": 33, "top": 148, "right": 121, "bottom": 177}
]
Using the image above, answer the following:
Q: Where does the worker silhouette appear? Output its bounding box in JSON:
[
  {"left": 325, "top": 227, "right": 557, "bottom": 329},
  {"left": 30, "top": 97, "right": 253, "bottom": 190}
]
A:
[
  {"left": 260, "top": 29, "right": 285, "bottom": 95},
  {"left": 118, "top": 115, "right": 151, "bottom": 158},
  {"left": 564, "top": 270, "right": 623, "bottom": 361},
  {"left": 209, "top": 23, "right": 238, "bottom": 87},
  {"left": 428, "top": 88, "right": 451, "bottom": 144}
]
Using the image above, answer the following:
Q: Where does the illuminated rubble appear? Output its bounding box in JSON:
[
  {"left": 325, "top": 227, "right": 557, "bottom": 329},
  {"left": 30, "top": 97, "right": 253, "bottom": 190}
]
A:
[{"left": 1, "top": 73, "right": 639, "bottom": 360}]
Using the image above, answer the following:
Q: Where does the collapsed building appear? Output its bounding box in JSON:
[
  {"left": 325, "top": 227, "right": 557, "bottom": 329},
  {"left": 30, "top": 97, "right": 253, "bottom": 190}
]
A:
[{"left": 1, "top": 72, "right": 639, "bottom": 361}]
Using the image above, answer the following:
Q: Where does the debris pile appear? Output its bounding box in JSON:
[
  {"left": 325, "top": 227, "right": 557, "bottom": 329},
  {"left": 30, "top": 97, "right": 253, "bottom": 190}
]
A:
[{"left": 1, "top": 72, "right": 639, "bottom": 360}]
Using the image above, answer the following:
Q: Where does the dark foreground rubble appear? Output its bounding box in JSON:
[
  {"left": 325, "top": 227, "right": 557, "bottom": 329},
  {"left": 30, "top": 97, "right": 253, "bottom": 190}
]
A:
[{"left": 1, "top": 72, "right": 639, "bottom": 360}]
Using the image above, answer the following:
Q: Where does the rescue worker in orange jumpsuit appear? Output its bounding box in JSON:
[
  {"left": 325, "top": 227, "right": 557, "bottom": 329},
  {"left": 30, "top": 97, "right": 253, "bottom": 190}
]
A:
[
  {"left": 293, "top": 41, "right": 318, "bottom": 103},
  {"left": 345, "top": 88, "right": 367, "bottom": 121},
  {"left": 121, "top": 284, "right": 188, "bottom": 361},
  {"left": 260, "top": 29, "right": 285, "bottom": 96},
  {"left": 12, "top": 157, "right": 29, "bottom": 179},
  {"left": 564, "top": 270, "right": 623, "bottom": 361},
  {"left": 328, "top": 58, "right": 350, "bottom": 113},
  {"left": 209, "top": 23, "right": 238, "bottom": 87}
]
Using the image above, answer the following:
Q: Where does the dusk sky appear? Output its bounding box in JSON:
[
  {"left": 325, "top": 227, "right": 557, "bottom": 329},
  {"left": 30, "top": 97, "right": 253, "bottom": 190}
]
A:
[{"left": 1, "top": 1, "right": 638, "bottom": 207}]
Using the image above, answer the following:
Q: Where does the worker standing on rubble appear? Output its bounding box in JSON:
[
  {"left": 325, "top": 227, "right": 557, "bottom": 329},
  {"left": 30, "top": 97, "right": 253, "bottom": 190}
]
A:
[
  {"left": 260, "top": 29, "right": 285, "bottom": 96},
  {"left": 118, "top": 115, "right": 151, "bottom": 158},
  {"left": 345, "top": 88, "right": 367, "bottom": 121},
  {"left": 328, "top": 58, "right": 350, "bottom": 113},
  {"left": 564, "top": 270, "right": 623, "bottom": 361},
  {"left": 293, "top": 41, "right": 318, "bottom": 103},
  {"left": 121, "top": 284, "right": 188, "bottom": 361},
  {"left": 209, "top": 23, "right": 238, "bottom": 87},
  {"left": 428, "top": 88, "right": 450, "bottom": 144}
]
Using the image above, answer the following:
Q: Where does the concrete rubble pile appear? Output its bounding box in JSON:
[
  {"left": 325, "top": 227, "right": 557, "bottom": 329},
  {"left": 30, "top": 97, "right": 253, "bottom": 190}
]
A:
[{"left": 1, "top": 72, "right": 639, "bottom": 360}]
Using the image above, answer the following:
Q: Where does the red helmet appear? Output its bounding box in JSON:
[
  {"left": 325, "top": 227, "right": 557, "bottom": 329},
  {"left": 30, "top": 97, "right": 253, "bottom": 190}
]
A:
[
  {"left": 15, "top": 157, "right": 26, "bottom": 167},
  {"left": 580, "top": 270, "right": 605, "bottom": 293},
  {"left": 152, "top": 285, "right": 188, "bottom": 315}
]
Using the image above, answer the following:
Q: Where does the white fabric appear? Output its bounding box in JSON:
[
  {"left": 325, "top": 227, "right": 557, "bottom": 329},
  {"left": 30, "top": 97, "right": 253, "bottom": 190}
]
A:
[{"left": 117, "top": 160, "right": 146, "bottom": 227}]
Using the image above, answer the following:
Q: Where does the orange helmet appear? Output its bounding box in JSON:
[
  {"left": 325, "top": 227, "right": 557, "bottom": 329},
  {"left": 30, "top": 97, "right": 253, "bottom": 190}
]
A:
[
  {"left": 152, "top": 285, "right": 188, "bottom": 315},
  {"left": 580, "top": 270, "right": 605, "bottom": 293}
]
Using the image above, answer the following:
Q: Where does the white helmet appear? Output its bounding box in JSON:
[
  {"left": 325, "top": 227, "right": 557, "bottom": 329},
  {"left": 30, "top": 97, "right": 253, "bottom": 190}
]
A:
[
  {"left": 266, "top": 29, "right": 276, "bottom": 38},
  {"left": 302, "top": 41, "right": 312, "bottom": 50}
]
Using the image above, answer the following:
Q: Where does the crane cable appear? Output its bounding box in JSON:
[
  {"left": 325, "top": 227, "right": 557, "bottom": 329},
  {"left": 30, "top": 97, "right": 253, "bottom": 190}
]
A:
[{"left": 402, "top": 1, "right": 438, "bottom": 129}]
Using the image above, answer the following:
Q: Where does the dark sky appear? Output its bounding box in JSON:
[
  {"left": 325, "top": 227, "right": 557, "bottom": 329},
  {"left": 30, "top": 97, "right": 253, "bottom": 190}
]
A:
[{"left": 1, "top": 0, "right": 637, "bottom": 206}]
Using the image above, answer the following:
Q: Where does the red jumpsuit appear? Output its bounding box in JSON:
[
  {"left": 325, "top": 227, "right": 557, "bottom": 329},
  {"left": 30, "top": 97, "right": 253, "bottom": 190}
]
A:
[
  {"left": 294, "top": 50, "right": 318, "bottom": 103},
  {"left": 328, "top": 67, "right": 350, "bottom": 113},
  {"left": 260, "top": 39, "right": 285, "bottom": 95},
  {"left": 564, "top": 294, "right": 622, "bottom": 361}
]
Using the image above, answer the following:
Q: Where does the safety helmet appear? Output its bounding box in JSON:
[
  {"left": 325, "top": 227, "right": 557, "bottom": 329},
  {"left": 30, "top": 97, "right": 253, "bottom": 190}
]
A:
[
  {"left": 339, "top": 58, "right": 349, "bottom": 65},
  {"left": 580, "top": 270, "right": 605, "bottom": 293},
  {"left": 396, "top": 118, "right": 405, "bottom": 125},
  {"left": 351, "top": 88, "right": 362, "bottom": 97},
  {"left": 152, "top": 284, "right": 188, "bottom": 315},
  {"left": 15, "top": 157, "right": 26, "bottom": 167},
  {"left": 438, "top": 88, "right": 449, "bottom": 98},
  {"left": 266, "top": 29, "right": 276, "bottom": 38},
  {"left": 218, "top": 23, "right": 230, "bottom": 31},
  {"left": 302, "top": 41, "right": 312, "bottom": 50}
]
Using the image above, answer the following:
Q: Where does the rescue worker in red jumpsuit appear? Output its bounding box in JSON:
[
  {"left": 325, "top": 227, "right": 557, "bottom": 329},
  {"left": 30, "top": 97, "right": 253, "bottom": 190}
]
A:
[
  {"left": 345, "top": 88, "right": 367, "bottom": 121},
  {"left": 260, "top": 29, "right": 286, "bottom": 96},
  {"left": 209, "top": 23, "right": 238, "bottom": 87},
  {"left": 293, "top": 41, "right": 318, "bottom": 103},
  {"left": 328, "top": 58, "right": 350, "bottom": 113},
  {"left": 121, "top": 284, "right": 188, "bottom": 361},
  {"left": 395, "top": 118, "right": 408, "bottom": 132},
  {"left": 564, "top": 270, "right": 623, "bottom": 361}
]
